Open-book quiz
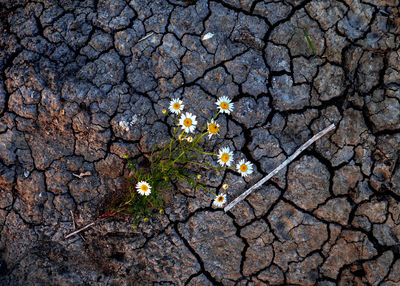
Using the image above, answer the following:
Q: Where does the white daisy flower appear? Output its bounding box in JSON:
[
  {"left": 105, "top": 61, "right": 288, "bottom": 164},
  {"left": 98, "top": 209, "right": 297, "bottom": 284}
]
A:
[
  {"left": 179, "top": 112, "right": 197, "bottom": 133},
  {"left": 213, "top": 193, "right": 227, "bottom": 207},
  {"left": 217, "top": 147, "right": 234, "bottom": 167},
  {"left": 236, "top": 159, "right": 254, "bottom": 177},
  {"left": 169, "top": 98, "right": 184, "bottom": 114},
  {"left": 207, "top": 119, "right": 220, "bottom": 139},
  {"left": 136, "top": 181, "right": 152, "bottom": 196},
  {"left": 216, "top": 96, "right": 234, "bottom": 114}
]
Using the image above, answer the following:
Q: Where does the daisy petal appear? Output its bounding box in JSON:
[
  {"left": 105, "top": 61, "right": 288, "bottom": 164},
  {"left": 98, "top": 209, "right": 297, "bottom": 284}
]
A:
[
  {"left": 236, "top": 159, "right": 254, "bottom": 177},
  {"left": 217, "top": 147, "right": 234, "bottom": 167},
  {"left": 202, "top": 32, "right": 214, "bottom": 41},
  {"left": 136, "top": 181, "right": 152, "bottom": 196},
  {"left": 179, "top": 112, "right": 198, "bottom": 133},
  {"left": 207, "top": 119, "right": 220, "bottom": 139},
  {"left": 213, "top": 193, "right": 227, "bottom": 207},
  {"left": 169, "top": 98, "right": 184, "bottom": 114},
  {"left": 216, "top": 96, "right": 234, "bottom": 114}
]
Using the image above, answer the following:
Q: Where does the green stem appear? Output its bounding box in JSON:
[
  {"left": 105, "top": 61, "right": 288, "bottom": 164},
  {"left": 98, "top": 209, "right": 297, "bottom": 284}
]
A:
[
  {"left": 192, "top": 131, "right": 207, "bottom": 147},
  {"left": 169, "top": 138, "right": 173, "bottom": 160},
  {"left": 193, "top": 147, "right": 217, "bottom": 156},
  {"left": 186, "top": 160, "right": 207, "bottom": 166},
  {"left": 197, "top": 184, "right": 217, "bottom": 196},
  {"left": 186, "top": 161, "right": 220, "bottom": 172},
  {"left": 172, "top": 150, "right": 185, "bottom": 165},
  {"left": 213, "top": 110, "right": 221, "bottom": 120}
]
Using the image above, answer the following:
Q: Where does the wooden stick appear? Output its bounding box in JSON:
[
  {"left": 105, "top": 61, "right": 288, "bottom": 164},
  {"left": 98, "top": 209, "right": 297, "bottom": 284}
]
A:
[
  {"left": 70, "top": 210, "right": 76, "bottom": 229},
  {"left": 70, "top": 210, "right": 85, "bottom": 241},
  {"left": 65, "top": 221, "right": 96, "bottom": 239},
  {"left": 224, "top": 123, "right": 336, "bottom": 212},
  {"left": 138, "top": 32, "right": 154, "bottom": 43}
]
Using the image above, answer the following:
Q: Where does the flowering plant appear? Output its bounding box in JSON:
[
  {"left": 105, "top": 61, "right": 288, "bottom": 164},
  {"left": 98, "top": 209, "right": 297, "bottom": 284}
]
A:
[{"left": 103, "top": 96, "right": 254, "bottom": 226}]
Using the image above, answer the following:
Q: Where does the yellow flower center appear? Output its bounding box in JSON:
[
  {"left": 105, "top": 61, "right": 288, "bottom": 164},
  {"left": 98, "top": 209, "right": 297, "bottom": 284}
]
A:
[
  {"left": 173, "top": 102, "right": 181, "bottom": 110},
  {"left": 184, "top": 118, "right": 192, "bottom": 127},
  {"left": 221, "top": 153, "right": 230, "bottom": 163},
  {"left": 208, "top": 123, "right": 219, "bottom": 134},
  {"left": 141, "top": 184, "right": 148, "bottom": 192},
  {"left": 217, "top": 196, "right": 224, "bottom": 202},
  {"left": 220, "top": 102, "right": 229, "bottom": 110},
  {"left": 240, "top": 164, "right": 248, "bottom": 172}
]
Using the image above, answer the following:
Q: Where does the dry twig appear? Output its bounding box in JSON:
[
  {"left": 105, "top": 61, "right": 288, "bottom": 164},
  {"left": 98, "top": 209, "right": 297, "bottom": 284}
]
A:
[
  {"left": 224, "top": 123, "right": 336, "bottom": 212},
  {"left": 70, "top": 210, "right": 85, "bottom": 241},
  {"left": 138, "top": 32, "right": 154, "bottom": 43},
  {"left": 72, "top": 171, "right": 91, "bottom": 179},
  {"left": 65, "top": 221, "right": 96, "bottom": 239}
]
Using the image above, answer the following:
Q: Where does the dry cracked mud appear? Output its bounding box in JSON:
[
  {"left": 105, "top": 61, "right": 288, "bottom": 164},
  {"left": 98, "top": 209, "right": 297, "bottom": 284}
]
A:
[{"left": 0, "top": 0, "right": 400, "bottom": 285}]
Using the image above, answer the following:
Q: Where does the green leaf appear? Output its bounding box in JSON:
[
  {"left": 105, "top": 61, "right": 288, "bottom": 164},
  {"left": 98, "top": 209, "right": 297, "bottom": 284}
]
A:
[{"left": 303, "top": 30, "right": 316, "bottom": 56}]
